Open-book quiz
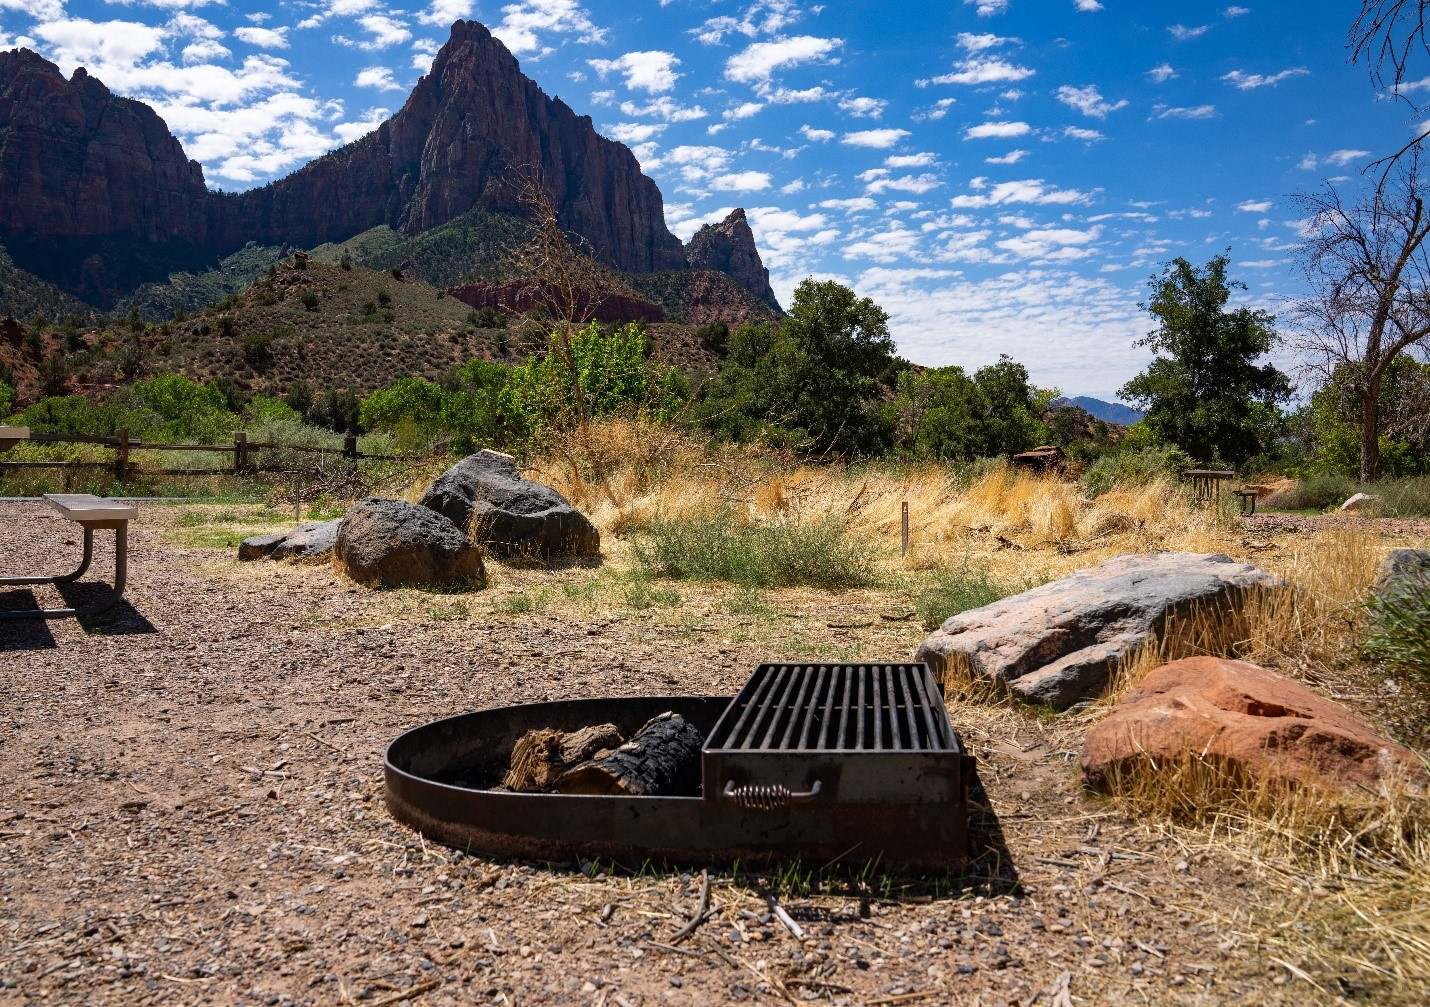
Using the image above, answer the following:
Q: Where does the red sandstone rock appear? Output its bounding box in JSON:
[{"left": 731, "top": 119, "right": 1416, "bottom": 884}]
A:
[
  {"left": 1081, "top": 656, "right": 1426, "bottom": 792},
  {"left": 685, "top": 208, "right": 781, "bottom": 311}
]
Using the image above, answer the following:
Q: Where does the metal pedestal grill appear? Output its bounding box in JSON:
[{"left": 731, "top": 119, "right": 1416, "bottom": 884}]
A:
[{"left": 385, "top": 663, "right": 975, "bottom": 869}]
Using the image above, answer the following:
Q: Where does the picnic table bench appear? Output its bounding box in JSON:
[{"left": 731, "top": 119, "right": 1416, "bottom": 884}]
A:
[{"left": 1, "top": 493, "right": 137, "bottom": 619}]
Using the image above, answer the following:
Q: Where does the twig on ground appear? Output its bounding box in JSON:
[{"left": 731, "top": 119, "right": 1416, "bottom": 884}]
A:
[
  {"left": 368, "top": 979, "right": 441, "bottom": 1007},
  {"left": 671, "top": 869, "right": 712, "bottom": 945}
]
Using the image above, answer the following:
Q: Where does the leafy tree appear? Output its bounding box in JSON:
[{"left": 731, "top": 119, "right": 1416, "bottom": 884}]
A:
[
  {"left": 1118, "top": 254, "right": 1292, "bottom": 466},
  {"left": 1293, "top": 161, "right": 1430, "bottom": 480},
  {"left": 1300, "top": 356, "right": 1430, "bottom": 476},
  {"left": 893, "top": 356, "right": 1051, "bottom": 460},
  {"left": 358, "top": 377, "right": 445, "bottom": 445},
  {"left": 699, "top": 279, "right": 899, "bottom": 455},
  {"left": 440, "top": 358, "right": 517, "bottom": 453}
]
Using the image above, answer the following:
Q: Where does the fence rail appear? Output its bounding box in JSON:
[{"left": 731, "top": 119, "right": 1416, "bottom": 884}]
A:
[{"left": 0, "top": 429, "right": 413, "bottom": 479}]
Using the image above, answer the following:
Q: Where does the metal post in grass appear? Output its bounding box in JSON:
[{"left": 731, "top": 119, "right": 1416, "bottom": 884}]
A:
[
  {"left": 234, "top": 431, "right": 247, "bottom": 475},
  {"left": 901, "top": 501, "right": 909, "bottom": 560}
]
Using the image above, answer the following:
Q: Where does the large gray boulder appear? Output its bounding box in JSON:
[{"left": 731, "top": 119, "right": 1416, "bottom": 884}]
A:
[
  {"left": 334, "top": 498, "right": 485, "bottom": 589},
  {"left": 419, "top": 450, "right": 600, "bottom": 559},
  {"left": 914, "top": 552, "right": 1281, "bottom": 709},
  {"left": 239, "top": 519, "right": 341, "bottom": 563},
  {"left": 1373, "top": 548, "right": 1430, "bottom": 596}
]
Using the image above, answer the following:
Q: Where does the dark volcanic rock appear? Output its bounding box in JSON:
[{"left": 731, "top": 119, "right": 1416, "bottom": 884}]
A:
[
  {"left": 220, "top": 20, "right": 686, "bottom": 273},
  {"left": 334, "top": 498, "right": 485, "bottom": 589},
  {"left": 684, "top": 209, "right": 780, "bottom": 311},
  {"left": 420, "top": 450, "right": 600, "bottom": 559}
]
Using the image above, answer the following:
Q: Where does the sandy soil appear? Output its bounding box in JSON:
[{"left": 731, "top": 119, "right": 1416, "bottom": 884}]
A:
[{"left": 0, "top": 502, "right": 1420, "bottom": 1006}]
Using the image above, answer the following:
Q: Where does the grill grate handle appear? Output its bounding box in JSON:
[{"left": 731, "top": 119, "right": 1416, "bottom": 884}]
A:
[{"left": 723, "top": 779, "right": 823, "bottom": 811}]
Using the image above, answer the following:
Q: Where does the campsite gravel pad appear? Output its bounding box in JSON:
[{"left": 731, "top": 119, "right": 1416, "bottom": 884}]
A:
[{"left": 0, "top": 502, "right": 1409, "bottom": 1006}]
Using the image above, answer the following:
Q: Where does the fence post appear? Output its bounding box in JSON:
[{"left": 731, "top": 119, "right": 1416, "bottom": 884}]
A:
[
  {"left": 901, "top": 500, "right": 909, "bottom": 560},
  {"left": 344, "top": 432, "right": 357, "bottom": 460},
  {"left": 234, "top": 431, "right": 247, "bottom": 474},
  {"left": 115, "top": 428, "right": 129, "bottom": 482}
]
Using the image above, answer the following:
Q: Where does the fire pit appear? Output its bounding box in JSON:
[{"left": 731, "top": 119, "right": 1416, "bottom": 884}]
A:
[{"left": 384, "top": 663, "right": 975, "bottom": 869}]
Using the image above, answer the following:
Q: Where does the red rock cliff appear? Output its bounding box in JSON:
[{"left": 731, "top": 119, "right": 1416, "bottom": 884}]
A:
[
  {"left": 221, "top": 20, "right": 687, "bottom": 273},
  {"left": 0, "top": 49, "right": 212, "bottom": 245},
  {"left": 684, "top": 208, "right": 781, "bottom": 312}
]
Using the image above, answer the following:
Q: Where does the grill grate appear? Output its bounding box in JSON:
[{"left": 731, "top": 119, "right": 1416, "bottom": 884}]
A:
[{"left": 708, "top": 663, "right": 955, "bottom": 753}]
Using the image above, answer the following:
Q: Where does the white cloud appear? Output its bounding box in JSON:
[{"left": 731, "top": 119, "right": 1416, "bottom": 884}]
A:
[
  {"left": 588, "top": 50, "right": 681, "bottom": 93},
  {"left": 839, "top": 95, "right": 886, "bottom": 118},
  {"left": 34, "top": 18, "right": 168, "bottom": 68},
  {"left": 1324, "top": 148, "right": 1369, "bottom": 167},
  {"left": 182, "top": 40, "right": 231, "bottom": 64},
  {"left": 985, "top": 149, "right": 1027, "bottom": 164},
  {"left": 723, "top": 101, "right": 764, "bottom": 120},
  {"left": 965, "top": 0, "right": 1010, "bottom": 15},
  {"left": 955, "top": 32, "right": 1017, "bottom": 52},
  {"left": 1168, "top": 24, "right": 1211, "bottom": 40},
  {"left": 1055, "top": 84, "right": 1127, "bottom": 118},
  {"left": 920, "top": 56, "right": 1034, "bottom": 87},
  {"left": 1074, "top": 0, "right": 1104, "bottom": 10},
  {"left": 416, "top": 0, "right": 476, "bottom": 28},
  {"left": 997, "top": 225, "right": 1101, "bottom": 261},
  {"left": 725, "top": 35, "right": 843, "bottom": 83},
  {"left": 333, "top": 106, "right": 391, "bottom": 143},
  {"left": 1154, "top": 104, "right": 1217, "bottom": 119},
  {"left": 886, "top": 152, "right": 937, "bottom": 168},
  {"left": 2, "top": 0, "right": 65, "bottom": 19},
  {"left": 964, "top": 120, "right": 1031, "bottom": 139},
  {"left": 844, "top": 222, "right": 921, "bottom": 263},
  {"left": 842, "top": 128, "right": 911, "bottom": 148},
  {"left": 1146, "top": 63, "right": 1177, "bottom": 83},
  {"left": 950, "top": 177, "right": 1091, "bottom": 207},
  {"left": 866, "top": 173, "right": 942, "bottom": 195},
  {"left": 1224, "top": 6, "right": 1251, "bottom": 16},
  {"left": 339, "top": 14, "right": 411, "bottom": 50},
  {"left": 1063, "top": 126, "right": 1105, "bottom": 141},
  {"left": 710, "top": 170, "right": 772, "bottom": 191},
  {"left": 820, "top": 197, "right": 879, "bottom": 213},
  {"left": 800, "top": 124, "right": 835, "bottom": 142},
  {"left": 1237, "top": 199, "right": 1272, "bottom": 213},
  {"left": 1221, "top": 67, "right": 1310, "bottom": 89},
  {"left": 605, "top": 121, "right": 666, "bottom": 143},
  {"left": 762, "top": 84, "right": 830, "bottom": 103},
  {"left": 234, "top": 26, "right": 288, "bottom": 49},
  {"left": 493, "top": 0, "right": 607, "bottom": 56},
  {"left": 355, "top": 66, "right": 402, "bottom": 90},
  {"left": 620, "top": 96, "right": 707, "bottom": 121}
]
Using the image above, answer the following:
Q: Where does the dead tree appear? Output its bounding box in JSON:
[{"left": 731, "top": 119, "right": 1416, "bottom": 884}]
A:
[
  {"left": 1293, "top": 157, "right": 1430, "bottom": 481},
  {"left": 1352, "top": 1, "right": 1430, "bottom": 174}
]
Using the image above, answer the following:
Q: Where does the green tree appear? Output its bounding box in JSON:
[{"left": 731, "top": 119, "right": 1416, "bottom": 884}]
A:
[
  {"left": 358, "top": 377, "right": 445, "bottom": 446},
  {"left": 893, "top": 356, "right": 1051, "bottom": 460},
  {"left": 0, "top": 378, "right": 14, "bottom": 419},
  {"left": 1118, "top": 254, "right": 1292, "bottom": 465},
  {"left": 699, "top": 279, "right": 900, "bottom": 455}
]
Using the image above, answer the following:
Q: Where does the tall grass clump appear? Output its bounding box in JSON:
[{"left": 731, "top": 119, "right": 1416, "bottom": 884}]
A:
[
  {"left": 1364, "top": 570, "right": 1430, "bottom": 690},
  {"left": 1373, "top": 476, "right": 1430, "bottom": 517},
  {"left": 916, "top": 561, "right": 1014, "bottom": 630},
  {"left": 1260, "top": 471, "right": 1357, "bottom": 512},
  {"left": 1079, "top": 444, "right": 1193, "bottom": 498},
  {"left": 632, "top": 507, "right": 876, "bottom": 590}
]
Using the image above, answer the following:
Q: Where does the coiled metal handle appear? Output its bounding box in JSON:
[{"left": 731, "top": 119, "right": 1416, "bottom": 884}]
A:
[{"left": 722, "top": 779, "right": 822, "bottom": 810}]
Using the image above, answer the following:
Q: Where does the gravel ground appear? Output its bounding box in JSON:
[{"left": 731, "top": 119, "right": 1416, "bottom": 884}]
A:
[{"left": 0, "top": 502, "right": 1410, "bottom": 1006}]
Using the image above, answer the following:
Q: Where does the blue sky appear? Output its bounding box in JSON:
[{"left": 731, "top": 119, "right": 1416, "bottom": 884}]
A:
[{"left": 0, "top": 1, "right": 1416, "bottom": 399}]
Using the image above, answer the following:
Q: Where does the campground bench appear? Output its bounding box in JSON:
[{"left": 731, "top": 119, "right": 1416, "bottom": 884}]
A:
[{"left": 0, "top": 494, "right": 138, "bottom": 619}]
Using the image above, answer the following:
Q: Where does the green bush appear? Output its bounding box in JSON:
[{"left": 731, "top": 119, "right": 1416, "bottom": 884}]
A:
[
  {"left": 632, "top": 508, "right": 876, "bottom": 590},
  {"left": 0, "top": 379, "right": 13, "bottom": 420},
  {"left": 1364, "top": 571, "right": 1430, "bottom": 690},
  {"left": 1264, "top": 472, "right": 1356, "bottom": 512},
  {"left": 1080, "top": 443, "right": 1194, "bottom": 497},
  {"left": 916, "top": 562, "right": 1015, "bottom": 631},
  {"left": 1372, "top": 477, "right": 1430, "bottom": 518}
]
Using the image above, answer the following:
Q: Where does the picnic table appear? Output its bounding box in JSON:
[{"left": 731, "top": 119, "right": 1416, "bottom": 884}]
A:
[
  {"left": 1183, "top": 468, "right": 1236, "bottom": 502},
  {"left": 0, "top": 425, "right": 29, "bottom": 452},
  {"left": 0, "top": 493, "right": 137, "bottom": 619}
]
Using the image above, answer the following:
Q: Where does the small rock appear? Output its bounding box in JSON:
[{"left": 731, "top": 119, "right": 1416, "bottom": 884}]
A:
[{"left": 1339, "top": 492, "right": 1375, "bottom": 513}]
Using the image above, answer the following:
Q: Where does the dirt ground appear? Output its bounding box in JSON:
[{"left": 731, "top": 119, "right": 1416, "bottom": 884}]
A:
[{"left": 0, "top": 501, "right": 1425, "bottom": 1007}]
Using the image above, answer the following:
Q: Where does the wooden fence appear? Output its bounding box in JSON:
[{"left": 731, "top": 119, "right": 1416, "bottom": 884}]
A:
[{"left": 0, "top": 429, "right": 410, "bottom": 479}]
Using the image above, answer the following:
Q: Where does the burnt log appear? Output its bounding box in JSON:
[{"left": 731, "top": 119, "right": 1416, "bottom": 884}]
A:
[
  {"left": 503, "top": 723, "right": 623, "bottom": 792},
  {"left": 554, "top": 712, "right": 703, "bottom": 797}
]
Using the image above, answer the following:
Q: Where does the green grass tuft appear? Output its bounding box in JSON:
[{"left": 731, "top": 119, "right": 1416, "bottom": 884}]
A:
[{"left": 915, "top": 561, "right": 1015, "bottom": 631}]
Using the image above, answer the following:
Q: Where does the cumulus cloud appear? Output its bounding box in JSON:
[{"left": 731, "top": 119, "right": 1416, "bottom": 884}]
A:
[
  {"left": 964, "top": 120, "right": 1031, "bottom": 139},
  {"left": 1299, "top": 149, "right": 1370, "bottom": 170},
  {"left": 725, "top": 35, "right": 843, "bottom": 83},
  {"left": 842, "top": 128, "right": 911, "bottom": 148},
  {"left": 1146, "top": 63, "right": 1177, "bottom": 83},
  {"left": 355, "top": 66, "right": 402, "bottom": 90},
  {"left": 588, "top": 50, "right": 681, "bottom": 93},
  {"left": 866, "top": 173, "right": 942, "bottom": 195},
  {"left": 338, "top": 14, "right": 411, "bottom": 50},
  {"left": 1221, "top": 67, "right": 1310, "bottom": 89},
  {"left": 333, "top": 105, "right": 391, "bottom": 143},
  {"left": 844, "top": 222, "right": 922, "bottom": 262},
  {"left": 493, "top": 0, "right": 606, "bottom": 56},
  {"left": 710, "top": 170, "right": 772, "bottom": 191},
  {"left": 839, "top": 95, "right": 886, "bottom": 118},
  {"left": 1224, "top": 6, "right": 1251, "bottom": 16},
  {"left": 800, "top": 124, "right": 835, "bottom": 141},
  {"left": 620, "top": 96, "right": 707, "bottom": 121},
  {"left": 605, "top": 121, "right": 666, "bottom": 143},
  {"left": 416, "top": 0, "right": 476, "bottom": 28},
  {"left": 1074, "top": 0, "right": 1104, "bottom": 10},
  {"left": 1063, "top": 126, "right": 1105, "bottom": 141},
  {"left": 997, "top": 225, "right": 1101, "bottom": 262},
  {"left": 919, "top": 56, "right": 1034, "bottom": 87},
  {"left": 234, "top": 26, "right": 288, "bottom": 49},
  {"left": 1236, "top": 199, "right": 1272, "bottom": 212},
  {"left": 886, "top": 152, "right": 937, "bottom": 168},
  {"left": 820, "top": 196, "right": 879, "bottom": 213},
  {"left": 723, "top": 101, "right": 764, "bottom": 120},
  {"left": 1056, "top": 84, "right": 1127, "bottom": 118},
  {"left": 964, "top": 0, "right": 1010, "bottom": 15},
  {"left": 949, "top": 177, "right": 1092, "bottom": 207},
  {"left": 985, "top": 149, "right": 1027, "bottom": 164},
  {"left": 957, "top": 32, "right": 1016, "bottom": 51}
]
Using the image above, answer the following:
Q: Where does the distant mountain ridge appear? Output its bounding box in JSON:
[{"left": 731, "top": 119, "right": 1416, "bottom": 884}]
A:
[
  {"left": 1053, "top": 396, "right": 1144, "bottom": 425},
  {"left": 0, "top": 22, "right": 780, "bottom": 317}
]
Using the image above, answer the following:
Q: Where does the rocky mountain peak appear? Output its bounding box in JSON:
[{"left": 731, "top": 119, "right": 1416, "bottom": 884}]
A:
[{"left": 685, "top": 208, "right": 781, "bottom": 312}]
